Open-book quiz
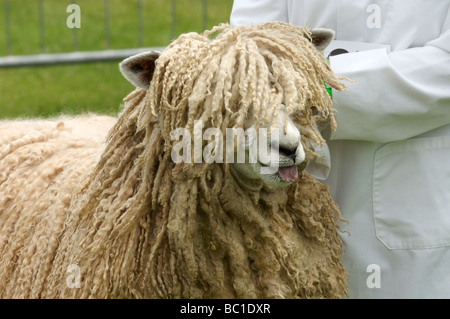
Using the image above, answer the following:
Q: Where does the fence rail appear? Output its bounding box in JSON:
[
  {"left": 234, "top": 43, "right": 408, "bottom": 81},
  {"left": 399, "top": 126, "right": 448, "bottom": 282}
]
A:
[
  {"left": 0, "top": 47, "right": 166, "bottom": 67},
  {"left": 0, "top": 0, "right": 209, "bottom": 67}
]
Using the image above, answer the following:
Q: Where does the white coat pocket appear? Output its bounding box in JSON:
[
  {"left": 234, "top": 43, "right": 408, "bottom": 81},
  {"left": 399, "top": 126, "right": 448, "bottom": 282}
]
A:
[{"left": 373, "top": 136, "right": 450, "bottom": 250}]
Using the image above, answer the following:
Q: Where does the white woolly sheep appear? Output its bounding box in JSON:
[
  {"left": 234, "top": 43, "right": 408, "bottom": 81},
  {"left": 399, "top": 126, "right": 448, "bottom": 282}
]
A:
[{"left": 0, "top": 22, "right": 347, "bottom": 299}]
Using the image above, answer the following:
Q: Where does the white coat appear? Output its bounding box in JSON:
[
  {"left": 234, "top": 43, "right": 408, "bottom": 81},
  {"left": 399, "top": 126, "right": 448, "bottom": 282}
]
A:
[{"left": 231, "top": 0, "right": 450, "bottom": 298}]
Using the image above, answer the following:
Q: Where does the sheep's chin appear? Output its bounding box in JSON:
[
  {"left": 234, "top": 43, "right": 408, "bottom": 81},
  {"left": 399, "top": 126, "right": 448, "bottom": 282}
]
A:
[{"left": 260, "top": 173, "right": 293, "bottom": 188}]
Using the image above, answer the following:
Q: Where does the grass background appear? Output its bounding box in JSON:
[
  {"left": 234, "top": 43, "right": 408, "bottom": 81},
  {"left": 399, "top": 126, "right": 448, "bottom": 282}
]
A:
[{"left": 0, "top": 0, "right": 233, "bottom": 118}]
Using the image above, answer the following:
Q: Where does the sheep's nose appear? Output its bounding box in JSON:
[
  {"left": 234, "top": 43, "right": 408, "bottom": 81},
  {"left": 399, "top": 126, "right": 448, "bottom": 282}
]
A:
[{"left": 278, "top": 145, "right": 298, "bottom": 161}]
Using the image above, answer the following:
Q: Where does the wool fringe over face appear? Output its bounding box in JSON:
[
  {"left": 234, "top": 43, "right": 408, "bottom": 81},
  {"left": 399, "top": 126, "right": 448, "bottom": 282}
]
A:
[{"left": 0, "top": 22, "right": 348, "bottom": 298}]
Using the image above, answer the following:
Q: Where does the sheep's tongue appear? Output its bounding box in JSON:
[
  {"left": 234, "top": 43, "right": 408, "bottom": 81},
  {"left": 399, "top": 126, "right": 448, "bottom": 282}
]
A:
[{"left": 277, "top": 166, "right": 298, "bottom": 183}]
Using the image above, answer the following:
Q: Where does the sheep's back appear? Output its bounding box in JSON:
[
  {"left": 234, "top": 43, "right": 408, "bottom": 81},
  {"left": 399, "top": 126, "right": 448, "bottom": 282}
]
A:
[{"left": 0, "top": 114, "right": 116, "bottom": 298}]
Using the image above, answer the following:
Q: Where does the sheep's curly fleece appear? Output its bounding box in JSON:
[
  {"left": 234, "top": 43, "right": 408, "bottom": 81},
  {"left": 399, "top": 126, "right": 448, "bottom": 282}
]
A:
[{"left": 0, "top": 22, "right": 347, "bottom": 298}]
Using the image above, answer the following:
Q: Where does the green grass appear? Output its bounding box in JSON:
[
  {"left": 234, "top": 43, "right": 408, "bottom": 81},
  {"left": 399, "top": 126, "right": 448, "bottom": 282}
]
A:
[{"left": 0, "top": 0, "right": 233, "bottom": 119}]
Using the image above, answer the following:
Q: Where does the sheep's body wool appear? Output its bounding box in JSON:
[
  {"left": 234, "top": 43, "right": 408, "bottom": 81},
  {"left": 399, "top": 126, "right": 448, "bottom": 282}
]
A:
[{"left": 0, "top": 22, "right": 347, "bottom": 298}]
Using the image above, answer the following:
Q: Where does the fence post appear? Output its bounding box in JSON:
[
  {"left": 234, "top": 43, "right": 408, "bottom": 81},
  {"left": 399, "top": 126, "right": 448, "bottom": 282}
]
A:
[
  {"left": 38, "top": 0, "right": 45, "bottom": 53},
  {"left": 71, "top": 0, "right": 78, "bottom": 51},
  {"left": 104, "top": 0, "right": 111, "bottom": 49},
  {"left": 202, "top": 0, "right": 207, "bottom": 31},
  {"left": 171, "top": 0, "right": 176, "bottom": 40},
  {"left": 137, "top": 0, "right": 143, "bottom": 47},
  {"left": 3, "top": 0, "right": 12, "bottom": 55}
]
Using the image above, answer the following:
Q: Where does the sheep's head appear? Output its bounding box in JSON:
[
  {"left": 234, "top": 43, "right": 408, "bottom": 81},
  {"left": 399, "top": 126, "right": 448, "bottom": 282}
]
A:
[
  {"left": 120, "top": 23, "right": 344, "bottom": 188},
  {"left": 230, "top": 104, "right": 306, "bottom": 188}
]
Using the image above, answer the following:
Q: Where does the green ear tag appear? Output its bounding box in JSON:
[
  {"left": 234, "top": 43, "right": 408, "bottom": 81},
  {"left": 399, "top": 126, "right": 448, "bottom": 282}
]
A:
[
  {"left": 323, "top": 57, "right": 332, "bottom": 99},
  {"left": 324, "top": 83, "right": 332, "bottom": 99}
]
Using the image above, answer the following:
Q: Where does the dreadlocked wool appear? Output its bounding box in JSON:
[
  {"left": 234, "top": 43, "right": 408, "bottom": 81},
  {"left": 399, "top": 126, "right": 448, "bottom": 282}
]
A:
[{"left": 0, "top": 22, "right": 347, "bottom": 298}]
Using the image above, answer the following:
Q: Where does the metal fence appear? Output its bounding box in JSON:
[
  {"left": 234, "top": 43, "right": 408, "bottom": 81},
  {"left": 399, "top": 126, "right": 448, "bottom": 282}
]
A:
[{"left": 0, "top": 0, "right": 209, "bottom": 67}]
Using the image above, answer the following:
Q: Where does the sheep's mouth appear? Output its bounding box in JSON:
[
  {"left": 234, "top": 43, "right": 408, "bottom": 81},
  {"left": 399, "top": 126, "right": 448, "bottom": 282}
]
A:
[
  {"left": 259, "top": 161, "right": 299, "bottom": 184},
  {"left": 277, "top": 165, "right": 298, "bottom": 183}
]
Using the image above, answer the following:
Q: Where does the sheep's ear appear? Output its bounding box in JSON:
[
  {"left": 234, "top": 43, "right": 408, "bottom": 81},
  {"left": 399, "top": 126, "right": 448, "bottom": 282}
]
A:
[
  {"left": 119, "top": 51, "right": 161, "bottom": 89},
  {"left": 310, "top": 28, "right": 335, "bottom": 52}
]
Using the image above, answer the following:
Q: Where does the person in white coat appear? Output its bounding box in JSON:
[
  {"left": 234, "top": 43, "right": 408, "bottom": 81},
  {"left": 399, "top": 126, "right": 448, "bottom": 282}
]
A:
[{"left": 230, "top": 0, "right": 450, "bottom": 298}]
